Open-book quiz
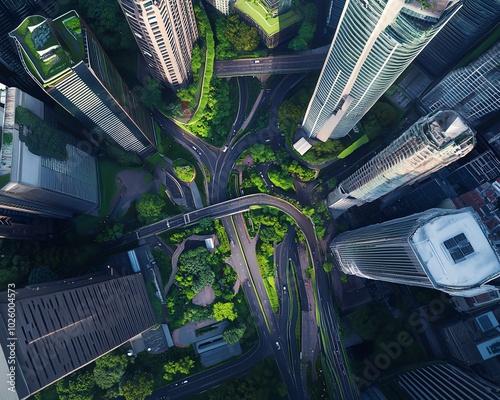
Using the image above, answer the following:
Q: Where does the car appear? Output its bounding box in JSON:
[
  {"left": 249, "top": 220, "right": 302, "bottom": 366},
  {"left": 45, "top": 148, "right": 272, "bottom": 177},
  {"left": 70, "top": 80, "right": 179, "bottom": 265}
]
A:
[
  {"left": 275, "top": 341, "right": 281, "bottom": 350},
  {"left": 192, "top": 146, "right": 197, "bottom": 150},
  {"left": 222, "top": 146, "right": 228, "bottom": 152},
  {"left": 183, "top": 380, "right": 188, "bottom": 384},
  {"left": 252, "top": 60, "right": 260, "bottom": 64}
]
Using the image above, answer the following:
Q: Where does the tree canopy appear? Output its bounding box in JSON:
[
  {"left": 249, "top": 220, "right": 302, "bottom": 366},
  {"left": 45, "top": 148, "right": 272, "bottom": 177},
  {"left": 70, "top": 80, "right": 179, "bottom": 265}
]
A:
[
  {"left": 222, "top": 323, "right": 246, "bottom": 344},
  {"left": 163, "top": 356, "right": 195, "bottom": 381},
  {"left": 93, "top": 352, "right": 129, "bottom": 390},
  {"left": 136, "top": 193, "right": 167, "bottom": 224},
  {"left": 225, "top": 13, "right": 259, "bottom": 52},
  {"left": 213, "top": 302, "right": 238, "bottom": 322},
  {"left": 56, "top": 371, "right": 95, "bottom": 400},
  {"left": 122, "top": 372, "right": 154, "bottom": 400}
]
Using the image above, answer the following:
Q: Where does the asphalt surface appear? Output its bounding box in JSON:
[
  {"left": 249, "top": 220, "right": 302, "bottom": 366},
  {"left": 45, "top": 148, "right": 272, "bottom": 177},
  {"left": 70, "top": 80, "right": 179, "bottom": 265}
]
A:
[
  {"left": 133, "top": 71, "right": 362, "bottom": 399},
  {"left": 214, "top": 48, "right": 328, "bottom": 78}
]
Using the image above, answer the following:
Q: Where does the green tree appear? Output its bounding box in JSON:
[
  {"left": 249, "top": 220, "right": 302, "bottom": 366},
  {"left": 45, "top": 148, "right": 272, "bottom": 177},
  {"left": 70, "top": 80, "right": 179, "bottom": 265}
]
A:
[
  {"left": 15, "top": 106, "right": 70, "bottom": 160},
  {"left": 222, "top": 323, "right": 246, "bottom": 344},
  {"left": 104, "top": 143, "right": 142, "bottom": 166},
  {"left": 56, "top": 371, "right": 95, "bottom": 400},
  {"left": 28, "top": 265, "right": 60, "bottom": 285},
  {"left": 323, "top": 262, "right": 333, "bottom": 272},
  {"left": 93, "top": 352, "right": 129, "bottom": 390},
  {"left": 122, "top": 372, "right": 154, "bottom": 400},
  {"left": 96, "top": 223, "right": 124, "bottom": 244},
  {"left": 173, "top": 159, "right": 195, "bottom": 182},
  {"left": 191, "top": 44, "right": 202, "bottom": 73},
  {"left": 141, "top": 77, "right": 162, "bottom": 109},
  {"left": 136, "top": 193, "right": 166, "bottom": 224},
  {"left": 163, "top": 356, "right": 195, "bottom": 381},
  {"left": 225, "top": 13, "right": 259, "bottom": 52},
  {"left": 213, "top": 302, "right": 238, "bottom": 322}
]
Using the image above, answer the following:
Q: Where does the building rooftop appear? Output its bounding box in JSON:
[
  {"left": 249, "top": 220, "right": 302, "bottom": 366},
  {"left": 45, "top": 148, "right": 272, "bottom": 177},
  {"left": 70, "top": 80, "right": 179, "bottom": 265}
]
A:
[
  {"left": 411, "top": 209, "right": 500, "bottom": 290},
  {"left": 425, "top": 110, "right": 470, "bottom": 147},
  {"left": 9, "top": 10, "right": 84, "bottom": 85}
]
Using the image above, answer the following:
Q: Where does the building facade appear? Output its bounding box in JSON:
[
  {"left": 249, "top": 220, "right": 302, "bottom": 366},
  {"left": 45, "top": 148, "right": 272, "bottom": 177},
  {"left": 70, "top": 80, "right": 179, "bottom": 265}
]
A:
[
  {"left": 397, "top": 363, "right": 500, "bottom": 399},
  {"left": 328, "top": 110, "right": 475, "bottom": 216},
  {"left": 9, "top": 11, "right": 156, "bottom": 155},
  {"left": 331, "top": 208, "right": 500, "bottom": 297},
  {"left": 302, "top": 0, "right": 461, "bottom": 142},
  {"left": 420, "top": 42, "right": 500, "bottom": 126},
  {"left": 415, "top": 0, "right": 500, "bottom": 77},
  {"left": 0, "top": 86, "right": 98, "bottom": 241},
  {"left": 0, "top": 272, "right": 156, "bottom": 400},
  {"left": 118, "top": 0, "right": 199, "bottom": 89},
  {"left": 206, "top": 0, "right": 231, "bottom": 15}
]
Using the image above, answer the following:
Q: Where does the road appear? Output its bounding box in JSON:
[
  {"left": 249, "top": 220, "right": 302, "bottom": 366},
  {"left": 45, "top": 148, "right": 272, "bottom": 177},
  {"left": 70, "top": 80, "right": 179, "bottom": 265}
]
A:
[
  {"left": 141, "top": 70, "right": 361, "bottom": 398},
  {"left": 214, "top": 47, "right": 328, "bottom": 77}
]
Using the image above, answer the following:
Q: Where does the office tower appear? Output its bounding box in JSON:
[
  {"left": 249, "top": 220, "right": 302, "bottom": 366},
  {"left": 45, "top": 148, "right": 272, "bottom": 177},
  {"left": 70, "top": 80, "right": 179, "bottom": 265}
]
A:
[
  {"left": 118, "top": 0, "right": 199, "bottom": 89},
  {"left": 420, "top": 42, "right": 500, "bottom": 126},
  {"left": 206, "top": 0, "right": 231, "bottom": 15},
  {"left": 0, "top": 86, "right": 99, "bottom": 216},
  {"left": 416, "top": 0, "right": 500, "bottom": 78},
  {"left": 328, "top": 110, "right": 475, "bottom": 216},
  {"left": 301, "top": 0, "right": 461, "bottom": 142},
  {"left": 331, "top": 208, "right": 500, "bottom": 297},
  {"left": 9, "top": 11, "right": 156, "bottom": 155},
  {"left": 0, "top": 272, "right": 156, "bottom": 400},
  {"left": 0, "top": 0, "right": 56, "bottom": 101},
  {"left": 397, "top": 363, "right": 500, "bottom": 399}
]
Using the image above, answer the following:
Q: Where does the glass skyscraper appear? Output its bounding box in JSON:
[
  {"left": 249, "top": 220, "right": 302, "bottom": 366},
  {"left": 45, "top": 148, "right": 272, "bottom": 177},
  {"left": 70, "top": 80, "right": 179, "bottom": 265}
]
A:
[
  {"left": 328, "top": 110, "right": 475, "bottom": 216},
  {"left": 302, "top": 0, "right": 462, "bottom": 142},
  {"left": 420, "top": 42, "right": 500, "bottom": 126},
  {"left": 331, "top": 208, "right": 500, "bottom": 297},
  {"left": 416, "top": 0, "right": 500, "bottom": 77},
  {"left": 9, "top": 10, "right": 156, "bottom": 154}
]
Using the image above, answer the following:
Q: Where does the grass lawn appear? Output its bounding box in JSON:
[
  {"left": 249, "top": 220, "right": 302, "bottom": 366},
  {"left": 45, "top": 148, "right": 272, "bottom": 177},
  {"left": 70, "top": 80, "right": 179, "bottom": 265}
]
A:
[
  {"left": 0, "top": 174, "right": 11, "bottom": 189},
  {"left": 98, "top": 160, "right": 122, "bottom": 218},
  {"left": 338, "top": 134, "right": 369, "bottom": 159},
  {"left": 264, "top": 276, "right": 279, "bottom": 312},
  {"left": 234, "top": 0, "right": 301, "bottom": 35}
]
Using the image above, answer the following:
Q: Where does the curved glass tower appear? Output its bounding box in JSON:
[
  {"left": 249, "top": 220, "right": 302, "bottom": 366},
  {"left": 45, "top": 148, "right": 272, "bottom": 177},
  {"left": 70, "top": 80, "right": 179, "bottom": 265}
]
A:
[
  {"left": 327, "top": 110, "right": 475, "bottom": 216},
  {"left": 416, "top": 0, "right": 500, "bottom": 77},
  {"left": 331, "top": 208, "right": 500, "bottom": 297},
  {"left": 302, "top": 0, "right": 462, "bottom": 141},
  {"left": 420, "top": 42, "right": 500, "bottom": 125}
]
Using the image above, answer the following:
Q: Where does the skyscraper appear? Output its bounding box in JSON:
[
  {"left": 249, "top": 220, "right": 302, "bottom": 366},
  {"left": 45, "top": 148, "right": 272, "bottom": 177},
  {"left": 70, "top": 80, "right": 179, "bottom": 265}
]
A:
[
  {"left": 9, "top": 10, "right": 156, "bottom": 155},
  {"left": 331, "top": 208, "right": 500, "bottom": 297},
  {"left": 420, "top": 42, "right": 500, "bottom": 126},
  {"left": 415, "top": 0, "right": 500, "bottom": 78},
  {"left": 302, "top": 0, "right": 461, "bottom": 142},
  {"left": 206, "top": 0, "right": 231, "bottom": 15},
  {"left": 118, "top": 0, "right": 199, "bottom": 89},
  {"left": 0, "top": 0, "right": 56, "bottom": 101},
  {"left": 328, "top": 110, "right": 475, "bottom": 216},
  {"left": 0, "top": 86, "right": 99, "bottom": 216},
  {"left": 0, "top": 272, "right": 156, "bottom": 400}
]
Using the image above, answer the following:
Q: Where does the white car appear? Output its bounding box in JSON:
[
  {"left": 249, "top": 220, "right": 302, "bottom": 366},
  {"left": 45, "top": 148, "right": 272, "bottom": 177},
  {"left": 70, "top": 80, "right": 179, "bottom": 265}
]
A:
[
  {"left": 275, "top": 341, "right": 281, "bottom": 350},
  {"left": 222, "top": 146, "right": 228, "bottom": 152}
]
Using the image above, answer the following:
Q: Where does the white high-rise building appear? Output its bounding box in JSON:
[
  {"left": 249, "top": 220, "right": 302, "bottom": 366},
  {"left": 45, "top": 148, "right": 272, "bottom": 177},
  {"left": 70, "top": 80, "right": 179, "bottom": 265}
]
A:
[
  {"left": 328, "top": 110, "right": 475, "bottom": 217},
  {"left": 302, "top": 0, "right": 461, "bottom": 142},
  {"left": 331, "top": 208, "right": 500, "bottom": 297},
  {"left": 118, "top": 0, "right": 199, "bottom": 89},
  {"left": 206, "top": 0, "right": 231, "bottom": 15}
]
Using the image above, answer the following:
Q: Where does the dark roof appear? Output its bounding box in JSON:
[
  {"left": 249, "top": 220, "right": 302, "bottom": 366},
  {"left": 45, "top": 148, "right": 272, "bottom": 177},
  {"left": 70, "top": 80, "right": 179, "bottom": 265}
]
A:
[{"left": 0, "top": 273, "right": 156, "bottom": 398}]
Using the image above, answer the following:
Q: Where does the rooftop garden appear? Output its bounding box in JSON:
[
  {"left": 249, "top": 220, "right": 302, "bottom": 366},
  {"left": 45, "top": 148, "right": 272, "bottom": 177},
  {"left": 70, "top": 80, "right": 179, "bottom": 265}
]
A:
[
  {"left": 234, "top": 0, "right": 301, "bottom": 35},
  {"left": 11, "top": 11, "right": 84, "bottom": 85}
]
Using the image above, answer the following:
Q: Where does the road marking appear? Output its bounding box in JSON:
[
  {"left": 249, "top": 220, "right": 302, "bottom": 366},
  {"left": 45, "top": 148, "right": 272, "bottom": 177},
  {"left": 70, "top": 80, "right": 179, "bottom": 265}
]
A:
[
  {"left": 230, "top": 216, "right": 271, "bottom": 333},
  {"left": 183, "top": 214, "right": 191, "bottom": 224}
]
